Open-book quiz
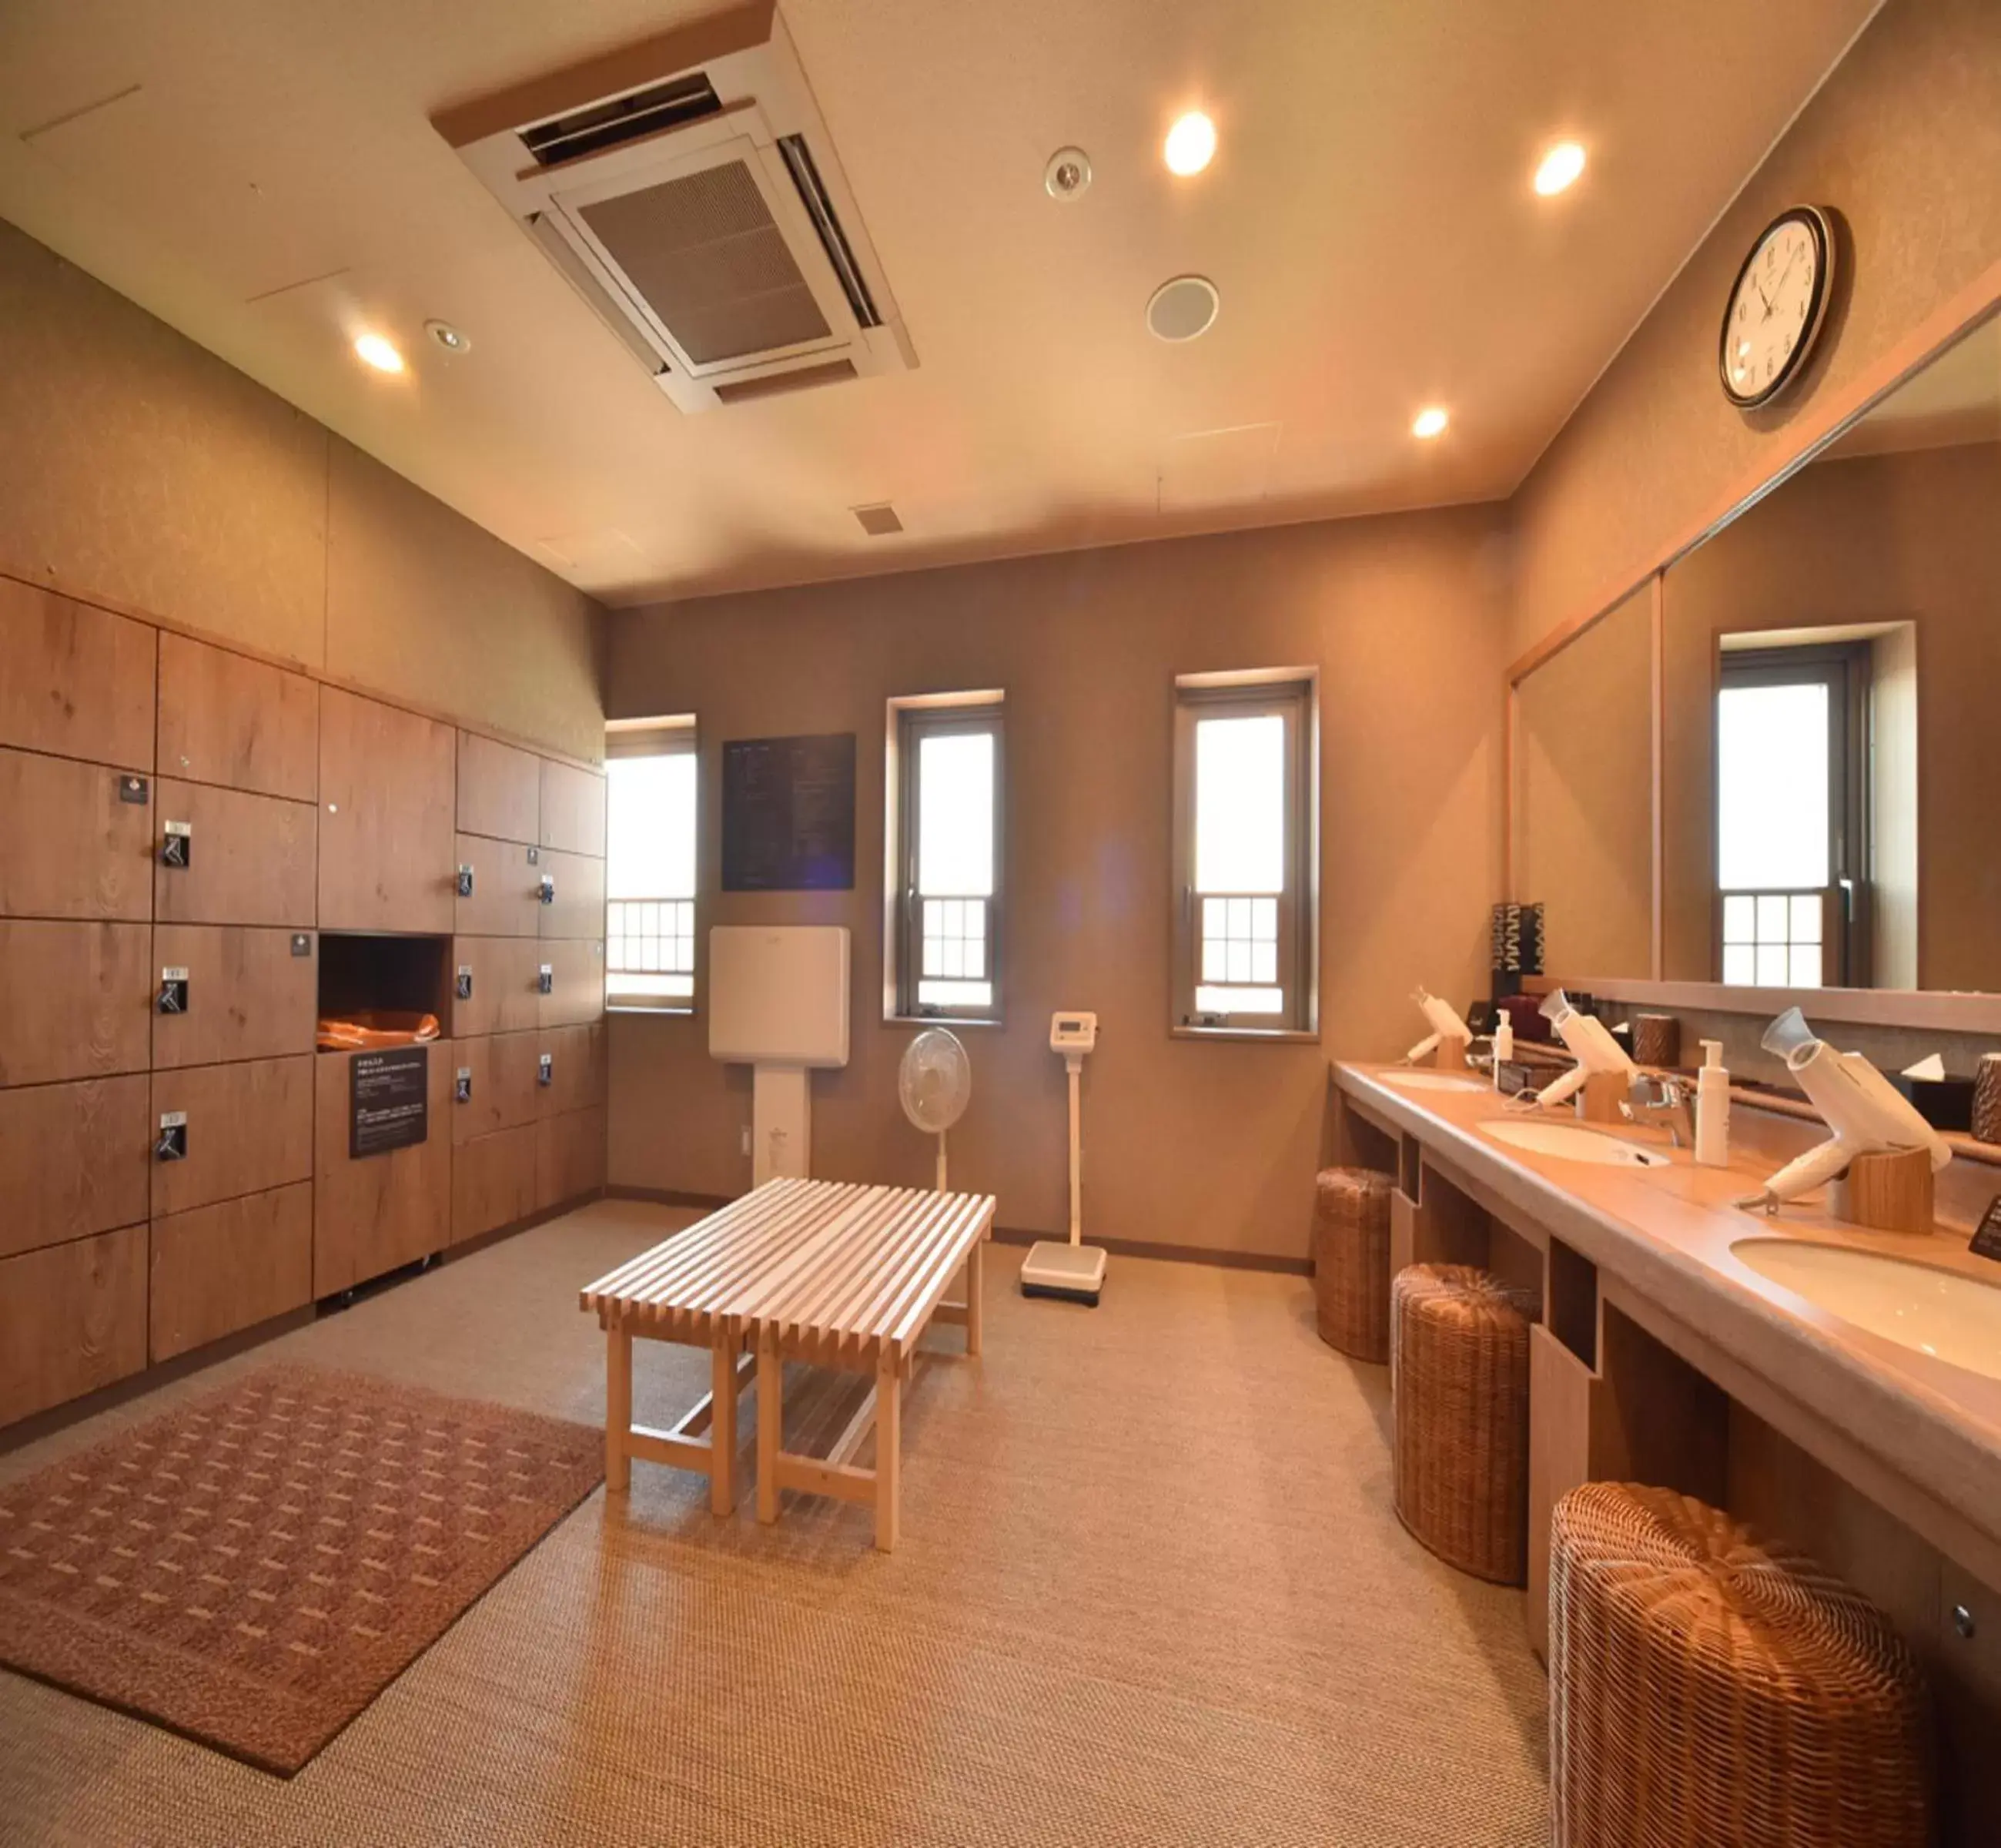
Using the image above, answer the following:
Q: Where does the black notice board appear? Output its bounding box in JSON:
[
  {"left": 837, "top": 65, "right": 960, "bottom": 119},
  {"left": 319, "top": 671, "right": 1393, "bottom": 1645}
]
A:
[
  {"left": 721, "top": 732, "right": 856, "bottom": 892},
  {"left": 350, "top": 1046, "right": 430, "bottom": 1159}
]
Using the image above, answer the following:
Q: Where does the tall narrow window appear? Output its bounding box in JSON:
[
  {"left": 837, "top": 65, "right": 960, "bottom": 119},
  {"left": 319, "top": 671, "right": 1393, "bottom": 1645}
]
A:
[
  {"left": 890, "top": 695, "right": 1003, "bottom": 1019},
  {"left": 1173, "top": 673, "right": 1317, "bottom": 1033},
  {"left": 1715, "top": 644, "right": 1865, "bottom": 988},
  {"left": 604, "top": 718, "right": 697, "bottom": 1008}
]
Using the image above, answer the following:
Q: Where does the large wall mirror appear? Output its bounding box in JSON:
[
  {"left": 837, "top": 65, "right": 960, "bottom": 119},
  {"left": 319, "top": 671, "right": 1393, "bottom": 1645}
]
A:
[{"left": 1513, "top": 305, "right": 2001, "bottom": 1005}]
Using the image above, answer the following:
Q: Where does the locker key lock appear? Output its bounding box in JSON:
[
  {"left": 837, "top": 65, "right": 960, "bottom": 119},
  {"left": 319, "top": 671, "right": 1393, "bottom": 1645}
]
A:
[
  {"left": 157, "top": 967, "right": 189, "bottom": 1015},
  {"left": 457, "top": 865, "right": 475, "bottom": 899},
  {"left": 538, "top": 1053, "right": 554, "bottom": 1086},
  {"left": 156, "top": 1113, "right": 189, "bottom": 1161},
  {"left": 160, "top": 820, "right": 192, "bottom": 869},
  {"left": 455, "top": 966, "right": 473, "bottom": 1001},
  {"left": 537, "top": 965, "right": 554, "bottom": 996},
  {"left": 538, "top": 874, "right": 556, "bottom": 906},
  {"left": 455, "top": 1067, "right": 473, "bottom": 1104}
]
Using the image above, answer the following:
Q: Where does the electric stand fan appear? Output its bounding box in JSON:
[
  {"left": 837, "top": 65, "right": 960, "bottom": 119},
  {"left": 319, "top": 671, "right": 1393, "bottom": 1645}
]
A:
[{"left": 898, "top": 1027, "right": 972, "bottom": 1189}]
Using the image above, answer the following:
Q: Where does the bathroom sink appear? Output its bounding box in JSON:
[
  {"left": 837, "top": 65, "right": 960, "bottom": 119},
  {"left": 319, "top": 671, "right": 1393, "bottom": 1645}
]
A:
[
  {"left": 1380, "top": 1070, "right": 1486, "bottom": 1093},
  {"left": 1731, "top": 1240, "right": 2001, "bottom": 1380},
  {"left": 1478, "top": 1118, "right": 1671, "bottom": 1168}
]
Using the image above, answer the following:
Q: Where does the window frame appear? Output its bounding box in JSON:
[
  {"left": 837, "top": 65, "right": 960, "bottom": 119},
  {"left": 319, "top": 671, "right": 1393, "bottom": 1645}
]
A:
[
  {"left": 603, "top": 716, "right": 699, "bottom": 1014},
  {"left": 1171, "top": 670, "right": 1319, "bottom": 1039},
  {"left": 885, "top": 692, "right": 1006, "bottom": 1025}
]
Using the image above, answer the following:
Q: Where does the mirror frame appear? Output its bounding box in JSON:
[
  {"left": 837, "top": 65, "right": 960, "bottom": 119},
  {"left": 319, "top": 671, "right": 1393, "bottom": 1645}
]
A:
[{"left": 1504, "top": 266, "right": 2001, "bottom": 1033}]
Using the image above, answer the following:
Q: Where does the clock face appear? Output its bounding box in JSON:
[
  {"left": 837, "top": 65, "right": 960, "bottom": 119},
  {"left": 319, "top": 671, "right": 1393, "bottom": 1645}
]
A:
[{"left": 1720, "top": 208, "right": 1833, "bottom": 407}]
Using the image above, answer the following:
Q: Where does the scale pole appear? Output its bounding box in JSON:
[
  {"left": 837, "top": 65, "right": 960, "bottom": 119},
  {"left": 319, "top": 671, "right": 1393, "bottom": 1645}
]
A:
[{"left": 1066, "top": 1055, "right": 1082, "bottom": 1244}]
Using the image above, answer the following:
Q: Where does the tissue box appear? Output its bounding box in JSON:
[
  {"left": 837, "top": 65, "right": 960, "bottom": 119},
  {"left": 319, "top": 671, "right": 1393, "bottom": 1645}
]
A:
[{"left": 1889, "top": 1074, "right": 1974, "bottom": 1133}]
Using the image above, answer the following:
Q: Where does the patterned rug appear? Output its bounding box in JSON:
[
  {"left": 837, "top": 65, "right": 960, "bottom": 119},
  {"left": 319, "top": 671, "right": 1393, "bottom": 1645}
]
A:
[{"left": 0, "top": 1364, "right": 603, "bottom": 1775}]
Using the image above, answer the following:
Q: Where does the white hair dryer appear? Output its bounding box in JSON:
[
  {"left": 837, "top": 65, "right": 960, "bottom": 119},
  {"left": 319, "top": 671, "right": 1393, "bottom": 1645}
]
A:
[
  {"left": 1523, "top": 989, "right": 1635, "bottom": 1112},
  {"left": 1404, "top": 988, "right": 1473, "bottom": 1064},
  {"left": 1740, "top": 1008, "right": 1952, "bottom": 1210}
]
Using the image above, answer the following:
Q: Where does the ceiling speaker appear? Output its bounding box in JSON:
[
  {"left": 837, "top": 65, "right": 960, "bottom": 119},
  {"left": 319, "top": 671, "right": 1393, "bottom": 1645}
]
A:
[{"left": 1146, "top": 275, "right": 1220, "bottom": 343}]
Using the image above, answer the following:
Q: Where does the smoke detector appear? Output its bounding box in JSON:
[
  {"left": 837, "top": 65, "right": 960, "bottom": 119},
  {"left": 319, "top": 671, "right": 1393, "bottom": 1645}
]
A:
[
  {"left": 1044, "top": 146, "right": 1092, "bottom": 201},
  {"left": 1146, "top": 275, "right": 1220, "bottom": 342}
]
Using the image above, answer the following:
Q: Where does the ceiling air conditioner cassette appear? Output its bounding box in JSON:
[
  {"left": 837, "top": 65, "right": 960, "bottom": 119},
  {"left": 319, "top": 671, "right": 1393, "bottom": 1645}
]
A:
[{"left": 434, "top": 1, "right": 915, "bottom": 413}]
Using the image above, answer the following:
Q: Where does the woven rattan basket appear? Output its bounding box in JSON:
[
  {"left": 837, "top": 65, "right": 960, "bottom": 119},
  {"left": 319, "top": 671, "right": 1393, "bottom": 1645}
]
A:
[
  {"left": 1548, "top": 1482, "right": 1932, "bottom": 1848},
  {"left": 1390, "top": 1264, "right": 1538, "bottom": 1583},
  {"left": 1311, "top": 1168, "right": 1394, "bottom": 1361}
]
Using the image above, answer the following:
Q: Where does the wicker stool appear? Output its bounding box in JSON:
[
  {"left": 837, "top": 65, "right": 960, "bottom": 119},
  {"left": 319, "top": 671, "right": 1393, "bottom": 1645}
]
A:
[
  {"left": 1549, "top": 1483, "right": 1932, "bottom": 1848},
  {"left": 1311, "top": 1167, "right": 1394, "bottom": 1361},
  {"left": 1390, "top": 1264, "right": 1538, "bottom": 1583}
]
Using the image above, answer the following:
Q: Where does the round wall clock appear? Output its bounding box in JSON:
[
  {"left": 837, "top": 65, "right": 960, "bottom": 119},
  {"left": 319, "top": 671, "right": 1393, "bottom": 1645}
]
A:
[{"left": 1718, "top": 205, "right": 1836, "bottom": 407}]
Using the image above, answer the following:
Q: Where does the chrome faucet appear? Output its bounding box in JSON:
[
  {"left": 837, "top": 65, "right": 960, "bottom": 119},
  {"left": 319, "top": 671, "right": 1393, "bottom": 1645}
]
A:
[{"left": 1623, "top": 1073, "right": 1695, "bottom": 1149}]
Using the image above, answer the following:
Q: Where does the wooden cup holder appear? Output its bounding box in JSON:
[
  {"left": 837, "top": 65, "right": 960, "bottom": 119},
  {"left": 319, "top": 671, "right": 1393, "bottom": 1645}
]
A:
[
  {"left": 1577, "top": 1070, "right": 1628, "bottom": 1126},
  {"left": 1430, "top": 1034, "right": 1473, "bottom": 1073},
  {"left": 1828, "top": 1147, "right": 1936, "bottom": 1235}
]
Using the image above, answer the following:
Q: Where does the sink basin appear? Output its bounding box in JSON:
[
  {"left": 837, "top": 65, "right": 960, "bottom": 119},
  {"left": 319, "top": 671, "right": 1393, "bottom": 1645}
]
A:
[
  {"left": 1479, "top": 1118, "right": 1671, "bottom": 1168},
  {"left": 1731, "top": 1240, "right": 2001, "bottom": 1380},
  {"left": 1380, "top": 1070, "right": 1486, "bottom": 1093}
]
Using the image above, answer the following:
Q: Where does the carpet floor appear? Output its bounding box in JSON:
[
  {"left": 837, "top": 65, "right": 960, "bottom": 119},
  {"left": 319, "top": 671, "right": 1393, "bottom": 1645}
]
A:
[
  {"left": 0, "top": 1200, "right": 1549, "bottom": 1845},
  {"left": 0, "top": 1364, "right": 603, "bottom": 1773}
]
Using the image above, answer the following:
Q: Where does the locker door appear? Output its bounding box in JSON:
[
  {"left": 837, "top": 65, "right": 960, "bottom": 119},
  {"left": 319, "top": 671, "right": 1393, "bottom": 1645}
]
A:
[
  {"left": 538, "top": 758, "right": 607, "bottom": 858},
  {"left": 450, "top": 937, "right": 543, "bottom": 1037},
  {"left": 318, "top": 688, "right": 456, "bottom": 932},
  {"left": 453, "top": 835, "right": 541, "bottom": 937},
  {"left": 537, "top": 848, "right": 605, "bottom": 942},
  {"left": 151, "top": 925, "right": 317, "bottom": 1069},
  {"left": 0, "top": 581, "right": 155, "bottom": 770},
  {"left": 538, "top": 938, "right": 605, "bottom": 1029},
  {"left": 0, "top": 920, "right": 152, "bottom": 1086},
  {"left": 457, "top": 732, "right": 539, "bottom": 844},
  {"left": 0, "top": 1074, "right": 151, "bottom": 1259},
  {"left": 0, "top": 749, "right": 153, "bottom": 919},
  {"left": 152, "top": 781, "right": 316, "bottom": 926},
  {"left": 156, "top": 632, "right": 318, "bottom": 801},
  {"left": 149, "top": 1055, "right": 315, "bottom": 1218}
]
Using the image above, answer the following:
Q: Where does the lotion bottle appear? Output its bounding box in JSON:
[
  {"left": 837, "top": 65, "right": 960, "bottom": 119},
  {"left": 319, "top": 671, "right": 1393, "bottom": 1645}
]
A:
[
  {"left": 1492, "top": 1012, "right": 1514, "bottom": 1089},
  {"left": 1695, "top": 1039, "right": 1730, "bottom": 1168}
]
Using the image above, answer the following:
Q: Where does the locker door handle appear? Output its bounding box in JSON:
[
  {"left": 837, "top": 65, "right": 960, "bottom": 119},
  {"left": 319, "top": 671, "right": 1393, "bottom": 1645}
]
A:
[
  {"left": 156, "top": 1114, "right": 188, "bottom": 1160},
  {"left": 537, "top": 966, "right": 554, "bottom": 996},
  {"left": 538, "top": 1053, "right": 554, "bottom": 1086},
  {"left": 456, "top": 967, "right": 473, "bottom": 1001},
  {"left": 538, "top": 875, "right": 556, "bottom": 906},
  {"left": 457, "top": 865, "right": 475, "bottom": 898},
  {"left": 160, "top": 821, "right": 192, "bottom": 869}
]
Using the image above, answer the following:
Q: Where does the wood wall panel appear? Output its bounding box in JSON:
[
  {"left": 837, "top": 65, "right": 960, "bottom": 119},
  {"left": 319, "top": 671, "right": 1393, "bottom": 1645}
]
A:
[
  {"left": 538, "top": 847, "right": 604, "bottom": 942},
  {"left": 152, "top": 780, "right": 316, "bottom": 926},
  {"left": 450, "top": 1030, "right": 540, "bottom": 1143},
  {"left": 452, "top": 1123, "right": 537, "bottom": 1247},
  {"left": 0, "top": 1225, "right": 148, "bottom": 1428},
  {"left": 457, "top": 732, "right": 540, "bottom": 844},
  {"left": 540, "top": 1021, "right": 607, "bottom": 1119},
  {"left": 0, "top": 748, "right": 152, "bottom": 919},
  {"left": 149, "top": 1180, "right": 313, "bottom": 1363},
  {"left": 539, "top": 758, "right": 606, "bottom": 858},
  {"left": 0, "top": 579, "right": 155, "bottom": 770},
  {"left": 313, "top": 1046, "right": 452, "bottom": 1295},
  {"left": 149, "top": 1054, "right": 314, "bottom": 1218},
  {"left": 150, "top": 925, "right": 317, "bottom": 1069},
  {"left": 538, "top": 937, "right": 605, "bottom": 1029},
  {"left": 536, "top": 1106, "right": 606, "bottom": 1211},
  {"left": 0, "top": 920, "right": 151, "bottom": 1086},
  {"left": 0, "top": 1075, "right": 150, "bottom": 1260},
  {"left": 317, "top": 687, "right": 456, "bottom": 932},
  {"left": 453, "top": 833, "right": 542, "bottom": 938},
  {"left": 156, "top": 631, "right": 318, "bottom": 801},
  {"left": 450, "top": 936, "right": 543, "bottom": 1038}
]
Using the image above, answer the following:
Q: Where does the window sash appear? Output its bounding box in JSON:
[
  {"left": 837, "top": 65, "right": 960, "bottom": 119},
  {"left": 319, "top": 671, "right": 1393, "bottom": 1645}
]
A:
[
  {"left": 604, "top": 726, "right": 697, "bottom": 1009},
  {"left": 895, "top": 703, "right": 1003, "bottom": 1018}
]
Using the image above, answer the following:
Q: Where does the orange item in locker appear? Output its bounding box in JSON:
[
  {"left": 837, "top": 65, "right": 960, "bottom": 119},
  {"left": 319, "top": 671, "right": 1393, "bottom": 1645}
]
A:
[{"left": 316, "top": 1011, "right": 442, "bottom": 1052}]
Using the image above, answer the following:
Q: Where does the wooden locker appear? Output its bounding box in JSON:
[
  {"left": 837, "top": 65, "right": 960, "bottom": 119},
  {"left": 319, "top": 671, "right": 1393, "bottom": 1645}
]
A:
[
  {"left": 536, "top": 1106, "right": 607, "bottom": 1210},
  {"left": 452, "top": 1123, "right": 537, "bottom": 1246},
  {"left": 537, "top": 848, "right": 605, "bottom": 942},
  {"left": 151, "top": 925, "right": 317, "bottom": 1069},
  {"left": 0, "top": 920, "right": 152, "bottom": 1086},
  {"left": 538, "top": 1022, "right": 607, "bottom": 1118},
  {"left": 450, "top": 936, "right": 543, "bottom": 1037},
  {"left": 538, "top": 937, "right": 605, "bottom": 1029},
  {"left": 457, "top": 731, "right": 539, "bottom": 844},
  {"left": 156, "top": 631, "right": 318, "bottom": 801},
  {"left": 0, "top": 581, "right": 155, "bottom": 771},
  {"left": 451, "top": 1030, "right": 540, "bottom": 1143},
  {"left": 453, "top": 833, "right": 541, "bottom": 937},
  {"left": 0, "top": 748, "right": 153, "bottom": 919},
  {"left": 313, "top": 1045, "right": 452, "bottom": 1295},
  {"left": 152, "top": 780, "right": 316, "bottom": 926},
  {"left": 149, "top": 1054, "right": 314, "bottom": 1218},
  {"left": 0, "top": 1074, "right": 150, "bottom": 1260},
  {"left": 318, "top": 687, "right": 456, "bottom": 932},
  {"left": 0, "top": 1224, "right": 147, "bottom": 1428},
  {"left": 539, "top": 758, "right": 607, "bottom": 858},
  {"left": 149, "top": 1180, "right": 313, "bottom": 1363}
]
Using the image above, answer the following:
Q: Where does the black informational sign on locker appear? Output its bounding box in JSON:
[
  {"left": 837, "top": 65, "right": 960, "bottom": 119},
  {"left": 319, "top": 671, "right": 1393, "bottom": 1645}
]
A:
[
  {"left": 350, "top": 1046, "right": 429, "bottom": 1160},
  {"left": 721, "top": 732, "right": 856, "bottom": 892}
]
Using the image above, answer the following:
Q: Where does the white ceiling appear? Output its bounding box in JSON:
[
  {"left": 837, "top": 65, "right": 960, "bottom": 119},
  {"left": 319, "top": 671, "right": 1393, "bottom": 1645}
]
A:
[{"left": 0, "top": 0, "right": 1881, "bottom": 604}]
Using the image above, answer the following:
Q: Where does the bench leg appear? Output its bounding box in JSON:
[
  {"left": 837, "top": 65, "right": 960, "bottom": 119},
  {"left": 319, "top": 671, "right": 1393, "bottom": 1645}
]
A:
[
  {"left": 756, "top": 1328, "right": 781, "bottom": 1525},
  {"left": 605, "top": 1322, "right": 631, "bottom": 1494},
  {"left": 874, "top": 1350, "right": 901, "bottom": 1552},
  {"left": 710, "top": 1339, "right": 738, "bottom": 1516},
  {"left": 965, "top": 1238, "right": 985, "bottom": 1359}
]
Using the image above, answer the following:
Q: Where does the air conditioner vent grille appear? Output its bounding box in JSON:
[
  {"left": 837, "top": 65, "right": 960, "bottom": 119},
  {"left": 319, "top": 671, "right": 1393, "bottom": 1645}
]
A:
[
  {"left": 578, "top": 161, "right": 831, "bottom": 365},
  {"left": 519, "top": 73, "right": 722, "bottom": 166},
  {"left": 778, "top": 132, "right": 881, "bottom": 330}
]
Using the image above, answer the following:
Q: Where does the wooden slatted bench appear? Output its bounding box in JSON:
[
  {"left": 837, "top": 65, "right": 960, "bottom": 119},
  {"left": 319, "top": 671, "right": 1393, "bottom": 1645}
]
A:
[{"left": 580, "top": 1177, "right": 995, "bottom": 1550}]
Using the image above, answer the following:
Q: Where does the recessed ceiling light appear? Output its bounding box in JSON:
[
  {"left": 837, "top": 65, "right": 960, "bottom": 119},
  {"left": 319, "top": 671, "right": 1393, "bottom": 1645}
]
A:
[
  {"left": 1163, "top": 110, "right": 1216, "bottom": 177},
  {"left": 1534, "top": 141, "right": 1587, "bottom": 197},
  {"left": 1412, "top": 406, "right": 1450, "bottom": 439},
  {"left": 426, "top": 319, "right": 471, "bottom": 354},
  {"left": 353, "top": 333, "right": 404, "bottom": 374}
]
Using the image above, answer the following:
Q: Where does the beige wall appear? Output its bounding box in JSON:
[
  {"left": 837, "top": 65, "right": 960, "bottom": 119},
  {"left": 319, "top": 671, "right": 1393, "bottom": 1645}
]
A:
[
  {"left": 0, "top": 218, "right": 604, "bottom": 761},
  {"left": 1508, "top": 0, "right": 2001, "bottom": 660},
  {"left": 1513, "top": 586, "right": 1654, "bottom": 980},
  {"left": 1661, "top": 440, "right": 2001, "bottom": 990},
  {"left": 604, "top": 510, "right": 1509, "bottom": 1260}
]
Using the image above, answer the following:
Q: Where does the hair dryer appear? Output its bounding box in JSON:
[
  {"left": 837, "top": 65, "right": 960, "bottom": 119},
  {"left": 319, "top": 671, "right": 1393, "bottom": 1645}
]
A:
[
  {"left": 1404, "top": 988, "right": 1473, "bottom": 1064},
  {"left": 1521, "top": 989, "right": 1635, "bottom": 1112},
  {"left": 1741, "top": 1008, "right": 1952, "bottom": 1210}
]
